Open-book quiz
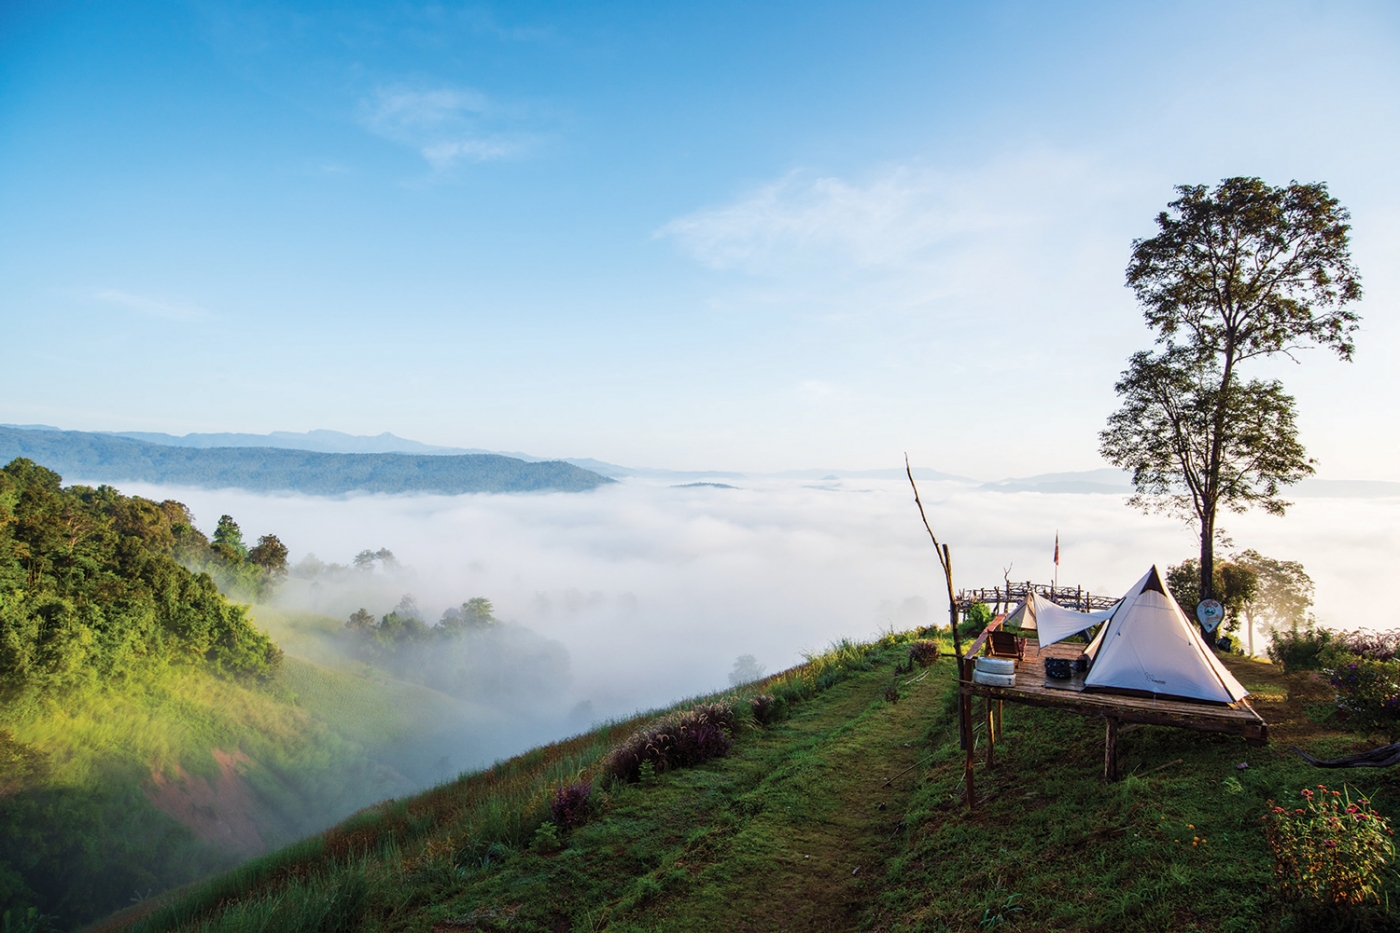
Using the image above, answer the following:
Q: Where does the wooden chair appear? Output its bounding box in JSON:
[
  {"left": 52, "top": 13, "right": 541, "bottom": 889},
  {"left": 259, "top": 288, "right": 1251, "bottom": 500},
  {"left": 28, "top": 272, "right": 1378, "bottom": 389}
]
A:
[{"left": 986, "top": 630, "right": 1025, "bottom": 660}]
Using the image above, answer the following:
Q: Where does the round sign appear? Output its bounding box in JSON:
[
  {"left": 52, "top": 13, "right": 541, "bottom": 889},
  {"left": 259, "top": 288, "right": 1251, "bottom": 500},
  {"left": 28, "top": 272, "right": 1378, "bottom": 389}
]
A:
[{"left": 1196, "top": 599, "right": 1224, "bottom": 633}]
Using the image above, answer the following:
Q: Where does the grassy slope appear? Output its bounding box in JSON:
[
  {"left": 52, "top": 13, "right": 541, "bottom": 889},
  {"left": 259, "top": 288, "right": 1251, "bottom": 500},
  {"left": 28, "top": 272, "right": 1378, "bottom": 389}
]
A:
[
  {"left": 90, "top": 633, "right": 1400, "bottom": 933},
  {"left": 0, "top": 609, "right": 480, "bottom": 929}
]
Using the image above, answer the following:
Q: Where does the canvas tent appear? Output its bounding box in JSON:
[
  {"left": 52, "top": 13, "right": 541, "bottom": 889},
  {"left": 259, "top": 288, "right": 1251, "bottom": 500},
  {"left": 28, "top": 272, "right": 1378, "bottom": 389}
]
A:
[
  {"left": 1083, "top": 566, "right": 1248, "bottom": 705},
  {"left": 1003, "top": 591, "right": 1118, "bottom": 648}
]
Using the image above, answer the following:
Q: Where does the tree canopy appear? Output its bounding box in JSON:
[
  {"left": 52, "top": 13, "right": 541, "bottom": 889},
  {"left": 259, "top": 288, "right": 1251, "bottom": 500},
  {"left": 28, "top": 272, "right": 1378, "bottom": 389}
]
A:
[
  {"left": 0, "top": 458, "right": 282, "bottom": 697},
  {"left": 1233, "top": 549, "right": 1315, "bottom": 654},
  {"left": 1101, "top": 177, "right": 1361, "bottom": 612}
]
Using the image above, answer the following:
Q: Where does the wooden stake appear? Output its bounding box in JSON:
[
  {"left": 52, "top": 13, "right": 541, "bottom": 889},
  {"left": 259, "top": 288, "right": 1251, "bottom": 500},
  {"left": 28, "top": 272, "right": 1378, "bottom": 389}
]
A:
[{"left": 1104, "top": 718, "right": 1119, "bottom": 782}]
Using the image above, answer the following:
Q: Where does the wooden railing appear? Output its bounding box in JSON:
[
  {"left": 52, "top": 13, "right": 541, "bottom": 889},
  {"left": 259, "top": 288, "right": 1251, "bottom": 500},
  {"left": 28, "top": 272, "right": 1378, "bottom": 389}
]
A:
[{"left": 957, "top": 581, "right": 1118, "bottom": 612}]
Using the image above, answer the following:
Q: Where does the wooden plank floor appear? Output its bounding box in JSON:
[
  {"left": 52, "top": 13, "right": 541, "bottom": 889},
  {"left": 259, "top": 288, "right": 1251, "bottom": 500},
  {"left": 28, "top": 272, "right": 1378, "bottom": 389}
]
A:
[{"left": 962, "top": 637, "right": 1268, "bottom": 743}]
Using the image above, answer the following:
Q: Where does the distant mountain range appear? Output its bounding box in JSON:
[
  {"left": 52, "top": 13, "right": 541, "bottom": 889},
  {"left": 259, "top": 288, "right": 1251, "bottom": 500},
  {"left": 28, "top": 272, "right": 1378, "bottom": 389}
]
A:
[
  {"left": 0, "top": 426, "right": 611, "bottom": 495},
  {"left": 5, "top": 424, "right": 1396, "bottom": 498}
]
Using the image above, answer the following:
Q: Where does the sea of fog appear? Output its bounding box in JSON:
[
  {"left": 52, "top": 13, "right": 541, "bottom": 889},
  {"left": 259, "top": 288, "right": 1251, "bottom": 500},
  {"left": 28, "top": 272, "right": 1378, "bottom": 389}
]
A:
[{"left": 103, "top": 475, "right": 1399, "bottom": 775}]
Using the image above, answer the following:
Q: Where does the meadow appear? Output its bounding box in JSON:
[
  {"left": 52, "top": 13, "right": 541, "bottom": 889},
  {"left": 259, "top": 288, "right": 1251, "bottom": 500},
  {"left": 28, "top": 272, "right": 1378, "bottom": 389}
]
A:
[{"left": 82, "top": 629, "right": 1400, "bottom": 933}]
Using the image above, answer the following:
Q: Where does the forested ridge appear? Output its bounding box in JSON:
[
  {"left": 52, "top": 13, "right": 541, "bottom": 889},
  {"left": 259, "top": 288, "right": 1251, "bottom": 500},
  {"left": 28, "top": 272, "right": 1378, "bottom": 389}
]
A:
[
  {"left": 0, "top": 458, "right": 282, "bottom": 698},
  {"left": 0, "top": 426, "right": 612, "bottom": 495},
  {"left": 0, "top": 458, "right": 301, "bottom": 929}
]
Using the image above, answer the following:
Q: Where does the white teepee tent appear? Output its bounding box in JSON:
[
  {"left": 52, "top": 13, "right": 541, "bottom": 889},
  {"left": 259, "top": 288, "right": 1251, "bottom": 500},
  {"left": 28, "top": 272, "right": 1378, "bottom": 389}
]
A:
[
  {"left": 1083, "top": 566, "right": 1249, "bottom": 704},
  {"left": 1003, "top": 591, "right": 1118, "bottom": 648}
]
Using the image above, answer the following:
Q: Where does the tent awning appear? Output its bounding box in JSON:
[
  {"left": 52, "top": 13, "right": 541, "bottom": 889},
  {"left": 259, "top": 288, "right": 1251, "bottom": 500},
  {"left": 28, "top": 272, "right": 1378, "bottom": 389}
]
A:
[{"left": 1004, "top": 592, "right": 1117, "bottom": 648}]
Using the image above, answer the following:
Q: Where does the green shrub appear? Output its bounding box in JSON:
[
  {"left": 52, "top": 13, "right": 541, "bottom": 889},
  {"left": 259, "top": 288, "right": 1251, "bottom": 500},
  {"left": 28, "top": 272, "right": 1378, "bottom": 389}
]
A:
[
  {"left": 960, "top": 603, "right": 993, "bottom": 638},
  {"left": 530, "top": 821, "right": 561, "bottom": 854},
  {"left": 749, "top": 694, "right": 784, "bottom": 726},
  {"left": 1263, "top": 785, "right": 1394, "bottom": 908},
  {"left": 908, "top": 640, "right": 939, "bottom": 667},
  {"left": 1269, "top": 626, "right": 1335, "bottom": 673},
  {"left": 599, "top": 705, "right": 735, "bottom": 785},
  {"left": 1327, "top": 657, "right": 1400, "bottom": 741}
]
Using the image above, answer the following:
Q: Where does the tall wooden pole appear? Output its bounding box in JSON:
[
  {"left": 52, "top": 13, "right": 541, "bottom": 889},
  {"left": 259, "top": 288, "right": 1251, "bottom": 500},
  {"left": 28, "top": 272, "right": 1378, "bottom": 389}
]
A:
[{"left": 906, "top": 457, "right": 974, "bottom": 809}]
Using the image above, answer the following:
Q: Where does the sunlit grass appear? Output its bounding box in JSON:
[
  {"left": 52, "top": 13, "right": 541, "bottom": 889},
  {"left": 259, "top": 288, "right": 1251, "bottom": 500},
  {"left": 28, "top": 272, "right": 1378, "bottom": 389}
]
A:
[
  {"left": 95, "top": 633, "right": 1400, "bottom": 933},
  {"left": 108, "top": 633, "right": 901, "bottom": 933}
]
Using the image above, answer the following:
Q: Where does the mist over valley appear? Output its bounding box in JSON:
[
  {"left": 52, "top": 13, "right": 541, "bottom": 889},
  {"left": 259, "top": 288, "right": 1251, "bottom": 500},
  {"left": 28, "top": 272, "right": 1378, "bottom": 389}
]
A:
[{"left": 121, "top": 469, "right": 1396, "bottom": 726}]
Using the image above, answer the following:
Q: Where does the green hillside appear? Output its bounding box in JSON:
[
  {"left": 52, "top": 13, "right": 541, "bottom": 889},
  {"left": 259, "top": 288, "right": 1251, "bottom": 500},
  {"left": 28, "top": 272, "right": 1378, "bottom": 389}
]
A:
[
  {"left": 0, "top": 427, "right": 612, "bottom": 495},
  {"left": 0, "top": 460, "right": 545, "bottom": 931},
  {"left": 82, "top": 633, "right": 1400, "bottom": 933}
]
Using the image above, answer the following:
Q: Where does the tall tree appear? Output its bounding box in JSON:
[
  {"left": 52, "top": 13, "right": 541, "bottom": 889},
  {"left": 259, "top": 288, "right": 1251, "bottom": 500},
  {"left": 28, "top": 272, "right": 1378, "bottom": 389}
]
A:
[
  {"left": 212, "top": 514, "right": 248, "bottom": 562},
  {"left": 1101, "top": 178, "right": 1361, "bottom": 615},
  {"left": 247, "top": 534, "right": 289, "bottom": 579},
  {"left": 1232, "top": 549, "right": 1315, "bottom": 656}
]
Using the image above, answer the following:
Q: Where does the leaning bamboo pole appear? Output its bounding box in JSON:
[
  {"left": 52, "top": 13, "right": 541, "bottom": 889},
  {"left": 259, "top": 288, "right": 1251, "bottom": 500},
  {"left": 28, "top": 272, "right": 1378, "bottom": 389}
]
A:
[{"left": 905, "top": 455, "right": 975, "bottom": 810}]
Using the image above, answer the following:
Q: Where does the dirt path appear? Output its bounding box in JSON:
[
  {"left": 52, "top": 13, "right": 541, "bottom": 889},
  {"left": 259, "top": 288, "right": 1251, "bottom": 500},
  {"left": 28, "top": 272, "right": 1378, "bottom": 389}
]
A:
[{"left": 646, "top": 662, "right": 951, "bottom": 932}]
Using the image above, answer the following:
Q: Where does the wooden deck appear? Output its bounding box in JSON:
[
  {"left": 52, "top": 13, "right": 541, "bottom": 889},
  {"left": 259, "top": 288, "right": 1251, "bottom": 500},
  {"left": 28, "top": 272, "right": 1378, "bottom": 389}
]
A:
[
  {"left": 953, "top": 619, "right": 1269, "bottom": 799},
  {"left": 962, "top": 638, "right": 1269, "bottom": 743}
]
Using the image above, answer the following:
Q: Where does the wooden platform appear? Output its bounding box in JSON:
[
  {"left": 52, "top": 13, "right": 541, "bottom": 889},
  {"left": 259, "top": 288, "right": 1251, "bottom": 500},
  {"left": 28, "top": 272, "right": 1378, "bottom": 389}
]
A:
[
  {"left": 962, "top": 639, "right": 1269, "bottom": 743},
  {"left": 954, "top": 620, "right": 1269, "bottom": 799}
]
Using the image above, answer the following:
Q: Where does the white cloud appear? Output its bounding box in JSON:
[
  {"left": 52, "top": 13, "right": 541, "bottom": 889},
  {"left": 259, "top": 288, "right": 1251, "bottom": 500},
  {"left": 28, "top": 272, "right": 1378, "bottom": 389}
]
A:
[
  {"left": 658, "top": 164, "right": 1030, "bottom": 272},
  {"left": 365, "top": 87, "right": 491, "bottom": 130},
  {"left": 93, "top": 289, "right": 209, "bottom": 322},
  {"left": 655, "top": 150, "right": 1142, "bottom": 324},
  {"left": 359, "top": 84, "right": 537, "bottom": 168},
  {"left": 420, "top": 136, "right": 532, "bottom": 168}
]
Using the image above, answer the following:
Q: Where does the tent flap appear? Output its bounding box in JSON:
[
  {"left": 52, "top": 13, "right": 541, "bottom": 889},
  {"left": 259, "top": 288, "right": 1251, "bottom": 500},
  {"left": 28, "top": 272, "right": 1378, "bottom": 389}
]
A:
[{"left": 1008, "top": 591, "right": 1116, "bottom": 648}]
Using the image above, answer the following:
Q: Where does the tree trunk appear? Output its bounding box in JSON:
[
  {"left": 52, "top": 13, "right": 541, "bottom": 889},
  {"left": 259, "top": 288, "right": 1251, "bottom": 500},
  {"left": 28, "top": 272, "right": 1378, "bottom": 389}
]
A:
[{"left": 1199, "top": 509, "right": 1216, "bottom": 643}]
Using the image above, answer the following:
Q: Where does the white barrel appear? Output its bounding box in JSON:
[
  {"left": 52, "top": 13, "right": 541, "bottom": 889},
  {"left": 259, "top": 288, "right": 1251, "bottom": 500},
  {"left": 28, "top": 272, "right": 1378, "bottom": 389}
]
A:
[
  {"left": 972, "top": 669, "right": 1016, "bottom": 688},
  {"left": 975, "top": 657, "right": 1016, "bottom": 675}
]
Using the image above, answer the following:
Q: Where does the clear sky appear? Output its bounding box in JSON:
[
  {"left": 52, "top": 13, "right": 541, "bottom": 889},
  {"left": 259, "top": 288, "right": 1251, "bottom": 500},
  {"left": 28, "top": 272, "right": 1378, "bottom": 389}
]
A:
[{"left": 2, "top": 1, "right": 1397, "bottom": 477}]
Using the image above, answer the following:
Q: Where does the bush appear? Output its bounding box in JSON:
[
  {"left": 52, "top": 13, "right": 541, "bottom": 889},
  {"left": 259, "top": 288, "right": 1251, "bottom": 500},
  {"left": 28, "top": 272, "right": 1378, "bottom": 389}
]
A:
[
  {"left": 600, "top": 705, "right": 736, "bottom": 785},
  {"left": 1269, "top": 627, "right": 1335, "bottom": 673},
  {"left": 1327, "top": 658, "right": 1400, "bottom": 741},
  {"left": 960, "top": 603, "right": 993, "bottom": 639},
  {"left": 1263, "top": 785, "right": 1394, "bottom": 908},
  {"left": 689, "top": 701, "right": 738, "bottom": 735},
  {"left": 908, "top": 640, "right": 939, "bottom": 667},
  {"left": 1334, "top": 630, "right": 1400, "bottom": 662},
  {"left": 530, "top": 821, "right": 561, "bottom": 854},
  {"left": 749, "top": 694, "right": 785, "bottom": 726},
  {"left": 548, "top": 780, "right": 592, "bottom": 830}
]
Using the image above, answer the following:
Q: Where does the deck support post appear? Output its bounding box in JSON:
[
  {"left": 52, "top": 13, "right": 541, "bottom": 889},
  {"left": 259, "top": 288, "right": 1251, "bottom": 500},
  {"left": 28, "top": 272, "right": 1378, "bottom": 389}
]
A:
[
  {"left": 1104, "top": 717, "right": 1119, "bottom": 782},
  {"left": 960, "top": 662, "right": 976, "bottom": 810},
  {"left": 995, "top": 700, "right": 1004, "bottom": 740},
  {"left": 985, "top": 698, "right": 996, "bottom": 770},
  {"left": 957, "top": 673, "right": 968, "bottom": 751}
]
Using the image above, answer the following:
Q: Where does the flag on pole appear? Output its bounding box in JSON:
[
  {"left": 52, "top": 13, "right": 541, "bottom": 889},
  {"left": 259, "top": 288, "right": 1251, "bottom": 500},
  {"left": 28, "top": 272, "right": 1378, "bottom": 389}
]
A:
[{"left": 1054, "top": 532, "right": 1059, "bottom": 566}]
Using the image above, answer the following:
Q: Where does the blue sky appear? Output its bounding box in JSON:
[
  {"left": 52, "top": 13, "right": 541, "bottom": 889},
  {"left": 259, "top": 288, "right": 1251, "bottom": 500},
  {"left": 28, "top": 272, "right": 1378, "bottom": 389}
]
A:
[{"left": 2, "top": 1, "right": 1397, "bottom": 476}]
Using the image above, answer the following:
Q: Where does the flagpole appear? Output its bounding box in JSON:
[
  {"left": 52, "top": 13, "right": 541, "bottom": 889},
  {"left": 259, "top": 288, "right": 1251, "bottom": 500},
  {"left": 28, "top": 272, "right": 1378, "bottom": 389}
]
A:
[{"left": 1053, "top": 531, "right": 1059, "bottom": 590}]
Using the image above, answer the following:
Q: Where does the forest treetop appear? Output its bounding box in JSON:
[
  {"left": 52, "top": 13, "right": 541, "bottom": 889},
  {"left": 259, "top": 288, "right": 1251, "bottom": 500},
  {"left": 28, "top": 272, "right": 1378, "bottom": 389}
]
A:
[{"left": 0, "top": 457, "right": 284, "bottom": 698}]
